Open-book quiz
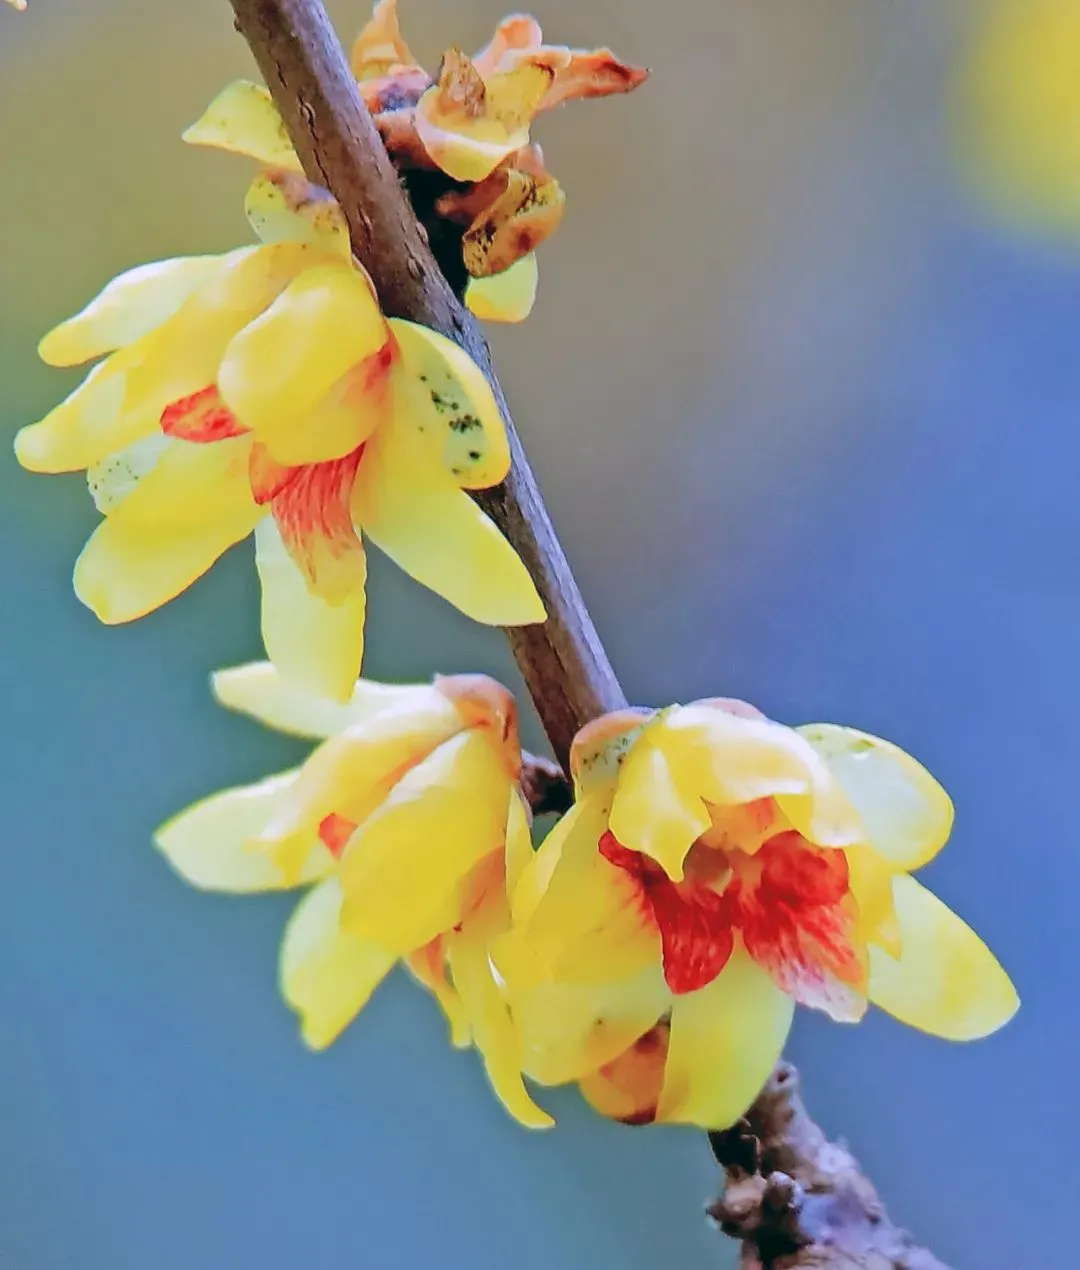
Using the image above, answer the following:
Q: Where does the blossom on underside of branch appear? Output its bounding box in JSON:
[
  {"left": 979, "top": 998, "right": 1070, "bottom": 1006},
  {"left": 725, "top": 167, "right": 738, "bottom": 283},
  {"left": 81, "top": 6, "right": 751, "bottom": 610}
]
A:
[
  {"left": 953, "top": 0, "right": 1080, "bottom": 238},
  {"left": 183, "top": 0, "right": 648, "bottom": 321},
  {"left": 155, "top": 662, "right": 552, "bottom": 1128},
  {"left": 497, "top": 698, "right": 1019, "bottom": 1129},
  {"left": 15, "top": 171, "right": 544, "bottom": 702}
]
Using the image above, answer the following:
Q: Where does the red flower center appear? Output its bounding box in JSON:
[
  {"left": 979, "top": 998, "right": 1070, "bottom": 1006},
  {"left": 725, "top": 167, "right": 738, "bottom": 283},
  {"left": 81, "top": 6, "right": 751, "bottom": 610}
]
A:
[{"left": 599, "top": 820, "right": 865, "bottom": 1013}]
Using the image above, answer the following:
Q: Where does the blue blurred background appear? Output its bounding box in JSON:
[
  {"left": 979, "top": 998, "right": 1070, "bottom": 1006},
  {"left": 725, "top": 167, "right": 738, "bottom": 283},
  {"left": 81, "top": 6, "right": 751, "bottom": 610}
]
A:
[{"left": 0, "top": 1, "right": 1072, "bottom": 1266}]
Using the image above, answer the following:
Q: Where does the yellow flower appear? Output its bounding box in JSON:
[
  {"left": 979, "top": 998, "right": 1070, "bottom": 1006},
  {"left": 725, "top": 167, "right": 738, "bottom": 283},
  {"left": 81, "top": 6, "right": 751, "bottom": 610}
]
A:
[
  {"left": 15, "top": 170, "right": 544, "bottom": 703},
  {"left": 4, "top": 1, "right": 27, "bottom": 10},
  {"left": 183, "top": 1, "right": 647, "bottom": 323},
  {"left": 497, "top": 699, "right": 1018, "bottom": 1129},
  {"left": 155, "top": 662, "right": 552, "bottom": 1129},
  {"left": 953, "top": 0, "right": 1080, "bottom": 238}
]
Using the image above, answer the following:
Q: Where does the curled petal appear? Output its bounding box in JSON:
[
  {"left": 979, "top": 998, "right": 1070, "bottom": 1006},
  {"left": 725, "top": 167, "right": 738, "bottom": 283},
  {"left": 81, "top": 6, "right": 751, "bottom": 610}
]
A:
[
  {"left": 257, "top": 696, "right": 463, "bottom": 883},
  {"left": 74, "top": 437, "right": 261, "bottom": 623},
  {"left": 448, "top": 919, "right": 553, "bottom": 1129},
  {"left": 868, "top": 874, "right": 1019, "bottom": 1041},
  {"left": 350, "top": 0, "right": 419, "bottom": 79},
  {"left": 212, "top": 660, "right": 449, "bottom": 740},
  {"left": 472, "top": 15, "right": 545, "bottom": 77},
  {"left": 160, "top": 385, "right": 246, "bottom": 443},
  {"left": 799, "top": 723, "right": 954, "bottom": 871},
  {"left": 579, "top": 1022, "right": 669, "bottom": 1126},
  {"left": 254, "top": 517, "right": 367, "bottom": 704},
  {"left": 244, "top": 170, "right": 352, "bottom": 258},
  {"left": 38, "top": 256, "right": 223, "bottom": 368},
  {"left": 183, "top": 80, "right": 302, "bottom": 170},
  {"left": 218, "top": 261, "right": 389, "bottom": 463},
  {"left": 154, "top": 771, "right": 333, "bottom": 892},
  {"left": 465, "top": 254, "right": 539, "bottom": 323},
  {"left": 461, "top": 168, "right": 565, "bottom": 278},
  {"left": 389, "top": 317, "right": 510, "bottom": 488},
  {"left": 537, "top": 48, "right": 651, "bottom": 114},
  {"left": 279, "top": 876, "right": 397, "bottom": 1049},
  {"left": 338, "top": 730, "right": 512, "bottom": 950},
  {"left": 657, "top": 946, "right": 794, "bottom": 1128},
  {"left": 504, "top": 789, "right": 534, "bottom": 899},
  {"left": 353, "top": 381, "right": 544, "bottom": 626},
  {"left": 415, "top": 51, "right": 552, "bottom": 182}
]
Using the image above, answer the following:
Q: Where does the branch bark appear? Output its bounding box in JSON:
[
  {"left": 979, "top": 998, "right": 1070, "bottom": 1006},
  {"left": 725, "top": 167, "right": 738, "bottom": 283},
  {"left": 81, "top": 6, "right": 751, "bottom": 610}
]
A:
[{"left": 227, "top": 3, "right": 951, "bottom": 1266}]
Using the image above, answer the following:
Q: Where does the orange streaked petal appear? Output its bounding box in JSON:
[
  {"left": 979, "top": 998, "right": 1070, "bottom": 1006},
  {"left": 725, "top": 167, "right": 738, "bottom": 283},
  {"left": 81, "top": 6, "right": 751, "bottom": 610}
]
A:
[
  {"left": 579, "top": 1022, "right": 669, "bottom": 1125},
  {"left": 350, "top": 0, "right": 419, "bottom": 79},
  {"left": 160, "top": 385, "right": 247, "bottom": 442},
  {"left": 269, "top": 450, "right": 365, "bottom": 603}
]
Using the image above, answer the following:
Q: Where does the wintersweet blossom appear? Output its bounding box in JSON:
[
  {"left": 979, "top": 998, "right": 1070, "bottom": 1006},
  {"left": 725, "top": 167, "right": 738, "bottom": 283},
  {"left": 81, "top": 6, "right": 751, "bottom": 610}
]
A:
[
  {"left": 183, "top": 0, "right": 647, "bottom": 322},
  {"left": 15, "top": 171, "right": 543, "bottom": 702},
  {"left": 155, "top": 663, "right": 552, "bottom": 1128},
  {"left": 496, "top": 699, "right": 1018, "bottom": 1129},
  {"left": 953, "top": 0, "right": 1080, "bottom": 237}
]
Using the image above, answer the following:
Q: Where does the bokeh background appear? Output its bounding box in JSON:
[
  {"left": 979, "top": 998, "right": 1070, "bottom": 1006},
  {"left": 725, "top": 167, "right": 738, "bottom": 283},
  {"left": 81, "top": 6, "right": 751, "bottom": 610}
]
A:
[{"left": 0, "top": 1, "right": 1074, "bottom": 1266}]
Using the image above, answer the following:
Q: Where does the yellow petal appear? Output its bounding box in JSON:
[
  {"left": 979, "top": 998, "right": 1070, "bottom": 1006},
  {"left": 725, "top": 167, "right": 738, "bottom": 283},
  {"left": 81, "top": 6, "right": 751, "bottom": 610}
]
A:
[
  {"left": 218, "top": 261, "right": 388, "bottom": 463},
  {"left": 608, "top": 727, "right": 712, "bottom": 882},
  {"left": 254, "top": 517, "right": 367, "bottom": 704},
  {"left": 154, "top": 771, "right": 333, "bottom": 892},
  {"left": 17, "top": 243, "right": 315, "bottom": 474},
  {"left": 657, "top": 945, "right": 794, "bottom": 1128},
  {"left": 350, "top": 0, "right": 419, "bottom": 78},
  {"left": 244, "top": 170, "right": 351, "bottom": 258},
  {"left": 504, "top": 788, "right": 534, "bottom": 898},
  {"left": 354, "top": 388, "right": 544, "bottom": 625},
  {"left": 448, "top": 920, "right": 554, "bottom": 1128},
  {"left": 464, "top": 254, "right": 538, "bottom": 324},
  {"left": 846, "top": 845, "right": 902, "bottom": 956},
  {"left": 868, "top": 873, "right": 1019, "bottom": 1041},
  {"left": 404, "top": 936, "right": 471, "bottom": 1048},
  {"left": 338, "top": 730, "right": 511, "bottom": 951},
  {"left": 799, "top": 724, "right": 954, "bottom": 870},
  {"left": 388, "top": 318, "right": 511, "bottom": 489},
  {"left": 183, "top": 80, "right": 302, "bottom": 171},
  {"left": 279, "top": 876, "right": 397, "bottom": 1049},
  {"left": 85, "top": 432, "right": 171, "bottom": 513},
  {"left": 578, "top": 1023, "right": 669, "bottom": 1125},
  {"left": 38, "top": 256, "right": 224, "bottom": 368},
  {"left": 73, "top": 436, "right": 261, "bottom": 623},
  {"left": 510, "top": 964, "right": 668, "bottom": 1086},
  {"left": 257, "top": 695, "right": 463, "bottom": 881},
  {"left": 212, "top": 660, "right": 448, "bottom": 740},
  {"left": 504, "top": 791, "right": 659, "bottom": 985}
]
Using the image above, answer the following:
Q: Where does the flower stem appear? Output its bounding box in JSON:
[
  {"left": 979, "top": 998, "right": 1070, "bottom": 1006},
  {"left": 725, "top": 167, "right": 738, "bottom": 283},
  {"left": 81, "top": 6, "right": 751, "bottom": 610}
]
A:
[{"left": 227, "top": 3, "right": 954, "bottom": 1265}]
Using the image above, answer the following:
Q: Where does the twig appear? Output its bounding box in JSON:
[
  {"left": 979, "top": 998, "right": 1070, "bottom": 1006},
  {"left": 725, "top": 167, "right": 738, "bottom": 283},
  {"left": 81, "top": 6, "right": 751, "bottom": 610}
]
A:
[{"left": 227, "top": 3, "right": 952, "bottom": 1266}]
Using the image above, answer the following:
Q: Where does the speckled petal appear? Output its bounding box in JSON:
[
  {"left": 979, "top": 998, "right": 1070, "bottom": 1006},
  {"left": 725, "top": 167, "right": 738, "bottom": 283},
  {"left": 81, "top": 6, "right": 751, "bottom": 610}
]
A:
[
  {"left": 183, "top": 80, "right": 302, "bottom": 170},
  {"left": 244, "top": 170, "right": 351, "bottom": 258}
]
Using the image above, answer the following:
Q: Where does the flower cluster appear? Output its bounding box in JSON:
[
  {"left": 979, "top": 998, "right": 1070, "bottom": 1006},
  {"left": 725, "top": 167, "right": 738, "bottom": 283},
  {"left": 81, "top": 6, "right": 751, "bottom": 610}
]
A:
[
  {"left": 15, "top": 1, "right": 1017, "bottom": 1136},
  {"left": 184, "top": 0, "right": 647, "bottom": 321},
  {"left": 158, "top": 678, "right": 1017, "bottom": 1128}
]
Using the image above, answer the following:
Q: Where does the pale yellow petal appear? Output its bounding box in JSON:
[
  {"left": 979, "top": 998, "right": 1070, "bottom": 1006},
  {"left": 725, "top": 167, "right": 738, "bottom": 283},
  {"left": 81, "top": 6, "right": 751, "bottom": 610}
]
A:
[
  {"left": 154, "top": 771, "right": 333, "bottom": 892},
  {"left": 657, "top": 945, "right": 794, "bottom": 1128},
  {"left": 218, "top": 261, "right": 388, "bottom": 463},
  {"left": 255, "top": 517, "right": 367, "bottom": 704},
  {"left": 405, "top": 937, "right": 471, "bottom": 1049},
  {"left": 85, "top": 432, "right": 171, "bottom": 513},
  {"left": 448, "top": 922, "right": 553, "bottom": 1128},
  {"left": 388, "top": 318, "right": 511, "bottom": 488},
  {"left": 338, "top": 730, "right": 511, "bottom": 951},
  {"left": 257, "top": 695, "right": 464, "bottom": 879},
  {"left": 279, "top": 876, "right": 397, "bottom": 1049},
  {"left": 510, "top": 964, "right": 668, "bottom": 1086},
  {"left": 244, "top": 170, "right": 351, "bottom": 258},
  {"left": 799, "top": 723, "right": 954, "bottom": 870},
  {"left": 869, "top": 873, "right": 1019, "bottom": 1041},
  {"left": 354, "top": 389, "right": 545, "bottom": 625},
  {"left": 183, "top": 80, "right": 302, "bottom": 170},
  {"left": 608, "top": 728, "right": 712, "bottom": 882},
  {"left": 73, "top": 437, "right": 261, "bottom": 623},
  {"left": 464, "top": 253, "right": 539, "bottom": 324},
  {"left": 846, "top": 845, "right": 902, "bottom": 956},
  {"left": 38, "top": 256, "right": 224, "bottom": 367},
  {"left": 17, "top": 243, "right": 316, "bottom": 474},
  {"left": 212, "top": 660, "right": 449, "bottom": 740}
]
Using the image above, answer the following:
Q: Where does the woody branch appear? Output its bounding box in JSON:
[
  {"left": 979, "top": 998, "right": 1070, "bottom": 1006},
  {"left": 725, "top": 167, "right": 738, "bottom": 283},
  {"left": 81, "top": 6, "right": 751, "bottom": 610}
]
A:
[{"left": 228, "top": 1, "right": 953, "bottom": 1265}]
